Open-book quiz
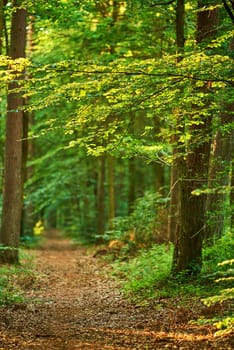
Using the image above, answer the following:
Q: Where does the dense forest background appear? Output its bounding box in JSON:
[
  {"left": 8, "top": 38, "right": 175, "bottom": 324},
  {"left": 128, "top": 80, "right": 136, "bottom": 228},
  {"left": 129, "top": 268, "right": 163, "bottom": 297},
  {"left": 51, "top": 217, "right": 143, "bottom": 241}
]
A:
[{"left": 0, "top": 0, "right": 233, "bottom": 276}]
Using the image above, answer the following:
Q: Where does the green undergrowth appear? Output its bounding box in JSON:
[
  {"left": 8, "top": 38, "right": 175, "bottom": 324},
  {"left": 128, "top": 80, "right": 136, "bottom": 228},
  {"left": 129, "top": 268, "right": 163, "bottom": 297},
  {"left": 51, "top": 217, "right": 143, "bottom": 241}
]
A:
[
  {"left": 111, "top": 243, "right": 215, "bottom": 302},
  {"left": 0, "top": 250, "right": 36, "bottom": 306},
  {"left": 111, "top": 243, "right": 173, "bottom": 300},
  {"left": 110, "top": 231, "right": 233, "bottom": 334},
  {"left": 111, "top": 232, "right": 233, "bottom": 300},
  {"left": 20, "top": 234, "right": 43, "bottom": 249}
]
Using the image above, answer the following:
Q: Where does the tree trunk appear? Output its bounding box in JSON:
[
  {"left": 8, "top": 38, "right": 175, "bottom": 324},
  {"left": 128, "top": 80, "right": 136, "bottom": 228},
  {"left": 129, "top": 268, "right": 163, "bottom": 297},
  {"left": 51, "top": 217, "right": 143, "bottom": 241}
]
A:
[
  {"left": 168, "top": 151, "right": 179, "bottom": 243},
  {"left": 107, "top": 155, "right": 115, "bottom": 230},
  {"left": 21, "top": 16, "right": 35, "bottom": 237},
  {"left": 97, "top": 155, "right": 106, "bottom": 236},
  {"left": 172, "top": 3, "right": 219, "bottom": 274},
  {"left": 0, "top": 1, "right": 27, "bottom": 264},
  {"left": 128, "top": 158, "right": 135, "bottom": 214}
]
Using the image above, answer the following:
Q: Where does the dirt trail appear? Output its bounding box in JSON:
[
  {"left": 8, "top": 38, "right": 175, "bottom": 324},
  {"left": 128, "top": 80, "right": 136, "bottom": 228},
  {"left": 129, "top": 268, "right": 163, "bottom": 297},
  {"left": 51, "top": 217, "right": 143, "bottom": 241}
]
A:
[{"left": 0, "top": 235, "right": 233, "bottom": 349}]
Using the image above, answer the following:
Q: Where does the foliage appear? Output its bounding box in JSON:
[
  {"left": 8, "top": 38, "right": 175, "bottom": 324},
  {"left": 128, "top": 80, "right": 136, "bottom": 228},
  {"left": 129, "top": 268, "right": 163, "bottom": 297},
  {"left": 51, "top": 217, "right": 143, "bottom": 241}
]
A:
[
  {"left": 112, "top": 232, "right": 234, "bottom": 301},
  {"left": 112, "top": 243, "right": 173, "bottom": 299},
  {"left": 104, "top": 191, "right": 169, "bottom": 247},
  {"left": 0, "top": 251, "right": 35, "bottom": 305},
  {"left": 20, "top": 235, "right": 42, "bottom": 249},
  {"left": 130, "top": 191, "right": 169, "bottom": 244},
  {"left": 202, "top": 231, "right": 234, "bottom": 274},
  {"left": 201, "top": 258, "right": 234, "bottom": 336}
]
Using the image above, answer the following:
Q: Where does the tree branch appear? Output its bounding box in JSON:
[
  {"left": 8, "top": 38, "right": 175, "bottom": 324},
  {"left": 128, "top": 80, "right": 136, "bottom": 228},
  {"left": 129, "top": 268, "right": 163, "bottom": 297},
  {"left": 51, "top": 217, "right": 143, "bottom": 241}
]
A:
[
  {"left": 150, "top": 0, "right": 176, "bottom": 6},
  {"left": 222, "top": 0, "right": 234, "bottom": 24}
]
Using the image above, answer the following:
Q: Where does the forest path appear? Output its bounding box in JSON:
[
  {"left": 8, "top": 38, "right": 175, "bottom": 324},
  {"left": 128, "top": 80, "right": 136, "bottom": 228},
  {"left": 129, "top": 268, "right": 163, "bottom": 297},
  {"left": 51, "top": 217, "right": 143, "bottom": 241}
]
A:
[{"left": 0, "top": 234, "right": 233, "bottom": 350}]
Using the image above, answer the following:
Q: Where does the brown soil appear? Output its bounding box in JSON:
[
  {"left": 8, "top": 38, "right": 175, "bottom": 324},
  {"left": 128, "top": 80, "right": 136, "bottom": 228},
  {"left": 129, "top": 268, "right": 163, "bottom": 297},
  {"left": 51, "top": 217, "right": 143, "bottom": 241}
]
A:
[{"left": 0, "top": 234, "right": 233, "bottom": 349}]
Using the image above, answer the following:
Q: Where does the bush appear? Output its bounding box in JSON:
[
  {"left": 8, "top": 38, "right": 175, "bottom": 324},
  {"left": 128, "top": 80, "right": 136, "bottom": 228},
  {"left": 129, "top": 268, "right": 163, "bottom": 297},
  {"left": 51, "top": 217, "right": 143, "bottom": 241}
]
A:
[
  {"left": 0, "top": 251, "right": 35, "bottom": 305},
  {"left": 103, "top": 191, "right": 169, "bottom": 247},
  {"left": 201, "top": 259, "right": 234, "bottom": 335},
  {"left": 202, "top": 231, "right": 234, "bottom": 275},
  {"left": 112, "top": 243, "right": 173, "bottom": 299}
]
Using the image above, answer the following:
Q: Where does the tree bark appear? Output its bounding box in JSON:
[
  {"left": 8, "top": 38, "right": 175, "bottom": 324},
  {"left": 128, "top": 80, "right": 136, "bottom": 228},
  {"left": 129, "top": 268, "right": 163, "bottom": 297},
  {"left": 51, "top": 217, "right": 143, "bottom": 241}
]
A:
[
  {"left": 172, "top": 3, "right": 219, "bottom": 274},
  {"left": 0, "top": 1, "right": 27, "bottom": 263}
]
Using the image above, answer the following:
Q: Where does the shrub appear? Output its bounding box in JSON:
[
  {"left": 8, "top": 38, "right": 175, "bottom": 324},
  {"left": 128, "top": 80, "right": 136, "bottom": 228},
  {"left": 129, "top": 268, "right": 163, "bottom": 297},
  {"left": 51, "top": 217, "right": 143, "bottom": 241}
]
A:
[
  {"left": 112, "top": 243, "right": 173, "bottom": 299},
  {"left": 202, "top": 259, "right": 234, "bottom": 336},
  {"left": 103, "top": 191, "right": 169, "bottom": 248},
  {"left": 202, "top": 231, "right": 234, "bottom": 275},
  {"left": 0, "top": 251, "right": 35, "bottom": 305}
]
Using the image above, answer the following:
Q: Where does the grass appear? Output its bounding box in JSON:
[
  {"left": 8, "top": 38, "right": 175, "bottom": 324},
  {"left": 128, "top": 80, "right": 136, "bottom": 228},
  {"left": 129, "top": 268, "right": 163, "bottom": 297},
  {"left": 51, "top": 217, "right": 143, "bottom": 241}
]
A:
[{"left": 0, "top": 249, "right": 36, "bottom": 306}]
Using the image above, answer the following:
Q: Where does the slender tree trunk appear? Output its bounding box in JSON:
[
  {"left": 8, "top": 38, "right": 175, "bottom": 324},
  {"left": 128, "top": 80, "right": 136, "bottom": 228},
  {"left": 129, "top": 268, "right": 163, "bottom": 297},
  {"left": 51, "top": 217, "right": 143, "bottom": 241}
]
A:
[
  {"left": 0, "top": 1, "right": 27, "bottom": 263},
  {"left": 128, "top": 158, "right": 135, "bottom": 214},
  {"left": 107, "top": 155, "right": 115, "bottom": 229},
  {"left": 21, "top": 16, "right": 35, "bottom": 237},
  {"left": 168, "top": 147, "right": 179, "bottom": 243},
  {"left": 176, "top": 0, "right": 185, "bottom": 57},
  {"left": 97, "top": 155, "right": 106, "bottom": 236}
]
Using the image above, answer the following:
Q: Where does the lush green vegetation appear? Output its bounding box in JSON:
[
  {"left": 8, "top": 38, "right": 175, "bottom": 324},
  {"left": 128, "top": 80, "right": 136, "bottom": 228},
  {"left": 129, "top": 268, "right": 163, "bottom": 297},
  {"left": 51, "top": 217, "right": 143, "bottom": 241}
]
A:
[
  {"left": 0, "top": 251, "right": 35, "bottom": 305},
  {"left": 109, "top": 230, "right": 234, "bottom": 333},
  {"left": 111, "top": 231, "right": 234, "bottom": 297}
]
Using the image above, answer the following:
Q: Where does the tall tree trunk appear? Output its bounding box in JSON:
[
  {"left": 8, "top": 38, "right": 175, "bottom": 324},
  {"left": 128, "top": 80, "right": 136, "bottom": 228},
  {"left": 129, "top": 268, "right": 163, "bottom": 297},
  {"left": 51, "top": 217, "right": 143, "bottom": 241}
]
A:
[
  {"left": 172, "top": 3, "right": 219, "bottom": 274},
  {"left": 0, "top": 1, "right": 27, "bottom": 263}
]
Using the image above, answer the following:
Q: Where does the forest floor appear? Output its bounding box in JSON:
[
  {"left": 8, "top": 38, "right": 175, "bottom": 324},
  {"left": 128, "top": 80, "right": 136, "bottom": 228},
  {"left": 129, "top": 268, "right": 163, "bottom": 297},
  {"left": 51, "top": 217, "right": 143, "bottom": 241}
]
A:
[{"left": 0, "top": 232, "right": 233, "bottom": 350}]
